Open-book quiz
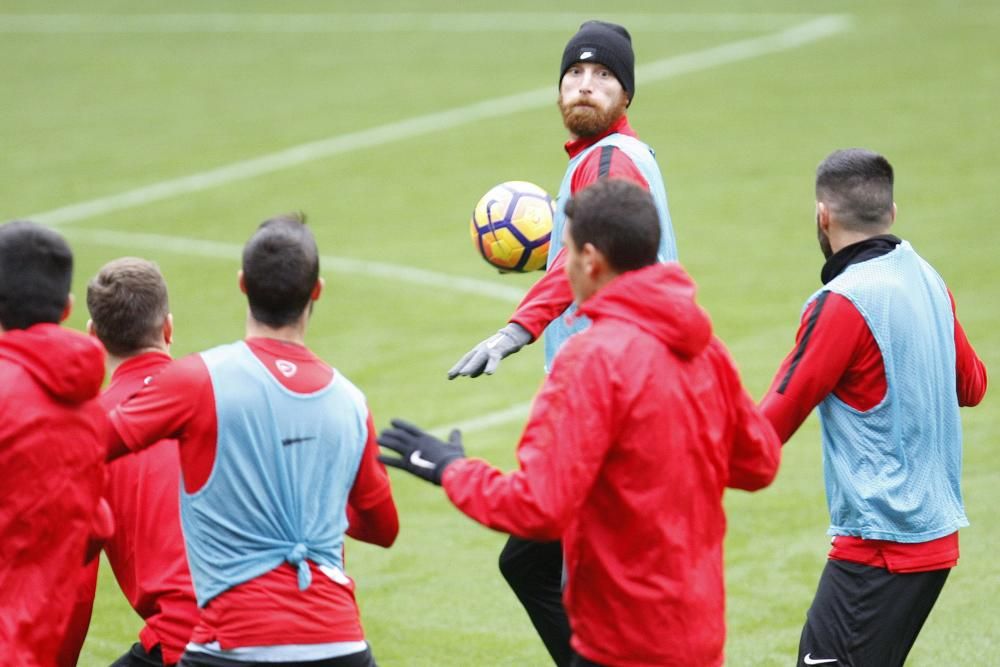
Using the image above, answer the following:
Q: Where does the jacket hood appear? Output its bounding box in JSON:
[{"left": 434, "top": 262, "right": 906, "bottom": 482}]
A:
[
  {"left": 0, "top": 323, "right": 105, "bottom": 403},
  {"left": 578, "top": 262, "right": 712, "bottom": 358}
]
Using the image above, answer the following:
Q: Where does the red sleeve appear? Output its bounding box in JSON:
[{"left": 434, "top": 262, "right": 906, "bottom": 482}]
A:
[
  {"left": 509, "top": 146, "right": 650, "bottom": 338},
  {"left": 56, "top": 558, "right": 99, "bottom": 667},
  {"left": 762, "top": 289, "right": 988, "bottom": 444},
  {"left": 760, "top": 292, "right": 878, "bottom": 443},
  {"left": 571, "top": 144, "right": 650, "bottom": 194},
  {"left": 509, "top": 248, "right": 571, "bottom": 339},
  {"left": 949, "top": 290, "right": 987, "bottom": 406},
  {"left": 109, "top": 355, "right": 218, "bottom": 492},
  {"left": 346, "top": 410, "right": 398, "bottom": 547},
  {"left": 441, "top": 338, "right": 614, "bottom": 541},
  {"left": 110, "top": 355, "right": 207, "bottom": 451},
  {"left": 708, "top": 340, "right": 781, "bottom": 490}
]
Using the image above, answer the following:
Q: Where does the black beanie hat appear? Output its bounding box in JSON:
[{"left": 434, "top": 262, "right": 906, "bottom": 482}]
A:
[{"left": 559, "top": 21, "right": 635, "bottom": 101}]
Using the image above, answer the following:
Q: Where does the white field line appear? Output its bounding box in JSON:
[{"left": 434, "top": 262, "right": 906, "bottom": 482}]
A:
[
  {"left": 46, "top": 18, "right": 851, "bottom": 441},
  {"left": 66, "top": 227, "right": 535, "bottom": 432},
  {"left": 1, "top": 13, "right": 842, "bottom": 33},
  {"left": 429, "top": 401, "right": 533, "bottom": 439},
  {"left": 62, "top": 228, "right": 526, "bottom": 303},
  {"left": 27, "top": 15, "right": 850, "bottom": 228}
]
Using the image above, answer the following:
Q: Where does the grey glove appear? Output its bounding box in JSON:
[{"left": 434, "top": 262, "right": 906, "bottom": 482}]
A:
[{"left": 447, "top": 322, "right": 532, "bottom": 379}]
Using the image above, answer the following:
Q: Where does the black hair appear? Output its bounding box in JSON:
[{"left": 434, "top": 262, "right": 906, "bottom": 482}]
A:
[
  {"left": 241, "top": 212, "right": 320, "bottom": 327},
  {"left": 816, "top": 148, "right": 895, "bottom": 229},
  {"left": 564, "top": 179, "right": 660, "bottom": 273},
  {"left": 0, "top": 220, "right": 73, "bottom": 330}
]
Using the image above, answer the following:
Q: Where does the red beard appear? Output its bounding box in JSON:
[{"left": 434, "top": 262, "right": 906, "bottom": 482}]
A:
[{"left": 558, "top": 94, "right": 628, "bottom": 137}]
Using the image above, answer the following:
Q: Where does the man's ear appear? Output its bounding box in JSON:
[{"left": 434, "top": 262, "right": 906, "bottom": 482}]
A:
[
  {"left": 86, "top": 318, "right": 96, "bottom": 337},
  {"left": 163, "top": 313, "right": 174, "bottom": 346},
  {"left": 238, "top": 269, "right": 247, "bottom": 294},
  {"left": 581, "top": 242, "right": 606, "bottom": 278},
  {"left": 890, "top": 202, "right": 897, "bottom": 225},
  {"left": 311, "top": 277, "right": 324, "bottom": 302},
  {"left": 60, "top": 294, "right": 74, "bottom": 323},
  {"left": 816, "top": 201, "right": 832, "bottom": 234}
]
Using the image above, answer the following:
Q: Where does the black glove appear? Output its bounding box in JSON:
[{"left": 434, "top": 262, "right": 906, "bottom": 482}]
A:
[
  {"left": 377, "top": 419, "right": 466, "bottom": 485},
  {"left": 447, "top": 322, "right": 532, "bottom": 379}
]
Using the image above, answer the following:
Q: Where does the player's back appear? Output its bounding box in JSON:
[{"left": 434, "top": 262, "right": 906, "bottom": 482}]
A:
[
  {"left": 100, "top": 351, "right": 200, "bottom": 664},
  {"left": 179, "top": 338, "right": 379, "bottom": 652},
  {"left": 0, "top": 324, "right": 107, "bottom": 665},
  {"left": 564, "top": 262, "right": 778, "bottom": 666}
]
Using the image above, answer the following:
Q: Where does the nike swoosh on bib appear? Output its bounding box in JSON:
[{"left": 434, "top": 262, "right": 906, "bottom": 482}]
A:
[
  {"left": 281, "top": 436, "right": 317, "bottom": 447},
  {"left": 803, "top": 654, "right": 838, "bottom": 665}
]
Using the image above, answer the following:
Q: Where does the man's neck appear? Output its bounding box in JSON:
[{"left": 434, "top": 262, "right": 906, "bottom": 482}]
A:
[
  {"left": 820, "top": 234, "right": 901, "bottom": 285},
  {"left": 829, "top": 229, "right": 886, "bottom": 255},
  {"left": 245, "top": 313, "right": 308, "bottom": 345},
  {"left": 106, "top": 346, "right": 169, "bottom": 375}
]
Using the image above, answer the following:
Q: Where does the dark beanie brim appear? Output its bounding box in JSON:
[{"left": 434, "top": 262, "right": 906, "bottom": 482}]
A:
[{"left": 559, "top": 20, "right": 635, "bottom": 101}]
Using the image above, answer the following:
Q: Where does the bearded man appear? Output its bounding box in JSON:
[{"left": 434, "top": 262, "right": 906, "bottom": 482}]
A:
[{"left": 447, "top": 21, "right": 678, "bottom": 666}]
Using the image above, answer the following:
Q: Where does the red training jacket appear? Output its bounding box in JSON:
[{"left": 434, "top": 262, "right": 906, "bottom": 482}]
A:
[
  {"left": 60, "top": 351, "right": 200, "bottom": 666},
  {"left": 0, "top": 324, "right": 108, "bottom": 667},
  {"left": 107, "top": 352, "right": 200, "bottom": 662},
  {"left": 444, "top": 263, "right": 781, "bottom": 667}
]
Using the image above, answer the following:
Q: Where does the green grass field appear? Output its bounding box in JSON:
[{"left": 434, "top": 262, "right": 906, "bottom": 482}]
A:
[{"left": 3, "top": 1, "right": 997, "bottom": 664}]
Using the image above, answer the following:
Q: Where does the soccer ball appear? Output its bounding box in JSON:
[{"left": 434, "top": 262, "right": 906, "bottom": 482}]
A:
[{"left": 470, "top": 181, "right": 554, "bottom": 272}]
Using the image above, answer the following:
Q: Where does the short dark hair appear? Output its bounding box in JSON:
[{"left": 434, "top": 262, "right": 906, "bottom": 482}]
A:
[
  {"left": 242, "top": 212, "right": 319, "bottom": 327},
  {"left": 816, "top": 148, "right": 894, "bottom": 229},
  {"left": 87, "top": 257, "right": 169, "bottom": 357},
  {"left": 0, "top": 220, "right": 73, "bottom": 330},
  {"left": 564, "top": 179, "right": 660, "bottom": 273}
]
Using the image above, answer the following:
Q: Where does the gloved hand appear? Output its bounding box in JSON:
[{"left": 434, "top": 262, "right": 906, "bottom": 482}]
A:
[
  {"left": 377, "top": 419, "right": 466, "bottom": 485},
  {"left": 447, "top": 322, "right": 532, "bottom": 379}
]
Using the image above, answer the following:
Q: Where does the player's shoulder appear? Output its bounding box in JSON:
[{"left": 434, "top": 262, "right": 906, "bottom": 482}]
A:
[
  {"left": 576, "top": 140, "right": 631, "bottom": 166},
  {"left": 329, "top": 368, "right": 367, "bottom": 410},
  {"left": 806, "top": 289, "right": 865, "bottom": 324},
  {"left": 198, "top": 340, "right": 247, "bottom": 366},
  {"left": 0, "top": 358, "right": 59, "bottom": 407},
  {"left": 0, "top": 357, "right": 29, "bottom": 389},
  {"left": 573, "top": 142, "right": 649, "bottom": 191},
  {"left": 171, "top": 351, "right": 212, "bottom": 374},
  {"left": 699, "top": 336, "right": 744, "bottom": 383},
  {"left": 556, "top": 319, "right": 637, "bottom": 373},
  {"left": 144, "top": 352, "right": 210, "bottom": 394}
]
